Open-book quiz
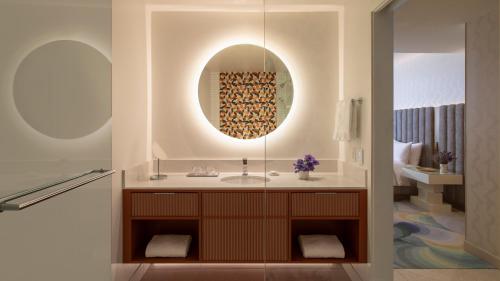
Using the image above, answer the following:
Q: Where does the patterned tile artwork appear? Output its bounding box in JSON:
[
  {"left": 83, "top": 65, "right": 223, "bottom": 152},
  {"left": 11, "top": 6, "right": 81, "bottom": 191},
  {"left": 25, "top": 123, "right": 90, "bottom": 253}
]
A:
[{"left": 219, "top": 72, "right": 277, "bottom": 139}]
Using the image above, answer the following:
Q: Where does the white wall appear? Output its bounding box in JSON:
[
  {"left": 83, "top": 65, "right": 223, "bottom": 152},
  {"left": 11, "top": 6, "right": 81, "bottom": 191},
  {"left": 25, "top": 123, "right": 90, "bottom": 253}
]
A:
[
  {"left": 394, "top": 52, "right": 465, "bottom": 109},
  {"left": 111, "top": 0, "right": 149, "bottom": 263},
  {"left": 464, "top": 0, "right": 500, "bottom": 266},
  {"left": 151, "top": 11, "right": 339, "bottom": 160}
]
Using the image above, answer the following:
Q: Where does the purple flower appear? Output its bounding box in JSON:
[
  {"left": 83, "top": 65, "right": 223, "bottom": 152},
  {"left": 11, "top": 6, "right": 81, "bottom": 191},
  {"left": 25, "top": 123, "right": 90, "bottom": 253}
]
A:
[
  {"left": 436, "top": 151, "right": 456, "bottom": 165},
  {"left": 293, "top": 154, "right": 320, "bottom": 172}
]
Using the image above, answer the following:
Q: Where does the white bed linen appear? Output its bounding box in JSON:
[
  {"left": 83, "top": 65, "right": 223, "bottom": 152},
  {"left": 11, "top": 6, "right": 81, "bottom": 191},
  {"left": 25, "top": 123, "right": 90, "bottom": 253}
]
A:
[{"left": 393, "top": 160, "right": 412, "bottom": 186}]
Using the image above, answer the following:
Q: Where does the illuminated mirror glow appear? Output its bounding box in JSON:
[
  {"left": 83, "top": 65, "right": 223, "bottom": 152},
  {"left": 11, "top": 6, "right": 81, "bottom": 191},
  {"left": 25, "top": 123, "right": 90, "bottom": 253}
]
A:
[{"left": 197, "top": 44, "right": 293, "bottom": 140}]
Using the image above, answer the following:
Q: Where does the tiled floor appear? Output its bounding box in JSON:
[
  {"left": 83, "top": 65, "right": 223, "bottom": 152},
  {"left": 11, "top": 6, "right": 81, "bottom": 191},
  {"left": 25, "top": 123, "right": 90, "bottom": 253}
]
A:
[
  {"left": 137, "top": 264, "right": 353, "bottom": 281},
  {"left": 112, "top": 263, "right": 500, "bottom": 281}
]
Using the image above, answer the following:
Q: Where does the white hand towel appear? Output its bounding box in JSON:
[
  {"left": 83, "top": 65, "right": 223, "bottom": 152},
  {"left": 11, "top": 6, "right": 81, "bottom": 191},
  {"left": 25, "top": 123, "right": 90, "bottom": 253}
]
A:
[
  {"left": 350, "top": 100, "right": 360, "bottom": 139},
  {"left": 333, "top": 100, "right": 359, "bottom": 141},
  {"left": 145, "top": 234, "right": 192, "bottom": 258},
  {"left": 299, "top": 235, "right": 346, "bottom": 258}
]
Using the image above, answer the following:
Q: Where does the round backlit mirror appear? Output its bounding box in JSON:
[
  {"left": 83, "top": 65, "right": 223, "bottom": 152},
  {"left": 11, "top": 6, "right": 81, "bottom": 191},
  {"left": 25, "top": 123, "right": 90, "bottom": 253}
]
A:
[{"left": 198, "top": 44, "right": 293, "bottom": 139}]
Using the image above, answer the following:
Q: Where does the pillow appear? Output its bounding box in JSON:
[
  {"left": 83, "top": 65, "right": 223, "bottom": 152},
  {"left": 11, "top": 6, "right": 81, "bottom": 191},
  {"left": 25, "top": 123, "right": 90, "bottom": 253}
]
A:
[
  {"left": 409, "top": 142, "right": 423, "bottom": 166},
  {"left": 394, "top": 140, "right": 412, "bottom": 164}
]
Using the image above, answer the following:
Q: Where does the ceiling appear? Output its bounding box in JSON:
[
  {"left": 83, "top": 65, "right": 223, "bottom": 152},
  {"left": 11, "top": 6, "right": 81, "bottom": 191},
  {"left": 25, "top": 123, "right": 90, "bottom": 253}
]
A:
[{"left": 394, "top": 0, "right": 495, "bottom": 53}]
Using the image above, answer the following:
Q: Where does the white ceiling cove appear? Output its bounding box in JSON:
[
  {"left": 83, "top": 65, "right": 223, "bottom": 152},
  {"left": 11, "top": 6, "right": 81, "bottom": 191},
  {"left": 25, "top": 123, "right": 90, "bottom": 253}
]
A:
[{"left": 393, "top": 0, "right": 495, "bottom": 52}]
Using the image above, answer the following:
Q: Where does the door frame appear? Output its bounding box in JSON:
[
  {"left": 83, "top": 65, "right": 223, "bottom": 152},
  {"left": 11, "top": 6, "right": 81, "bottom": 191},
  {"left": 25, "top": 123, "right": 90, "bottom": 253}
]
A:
[{"left": 370, "top": 0, "right": 405, "bottom": 280}]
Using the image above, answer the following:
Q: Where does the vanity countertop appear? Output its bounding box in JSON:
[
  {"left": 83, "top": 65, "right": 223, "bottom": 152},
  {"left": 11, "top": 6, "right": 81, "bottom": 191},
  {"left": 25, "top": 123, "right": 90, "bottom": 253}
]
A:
[{"left": 124, "top": 172, "right": 366, "bottom": 190}]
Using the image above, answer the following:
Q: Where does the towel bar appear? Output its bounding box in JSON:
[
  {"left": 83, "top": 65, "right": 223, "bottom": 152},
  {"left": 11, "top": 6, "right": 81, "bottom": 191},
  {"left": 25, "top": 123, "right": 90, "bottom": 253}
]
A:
[{"left": 0, "top": 169, "right": 114, "bottom": 212}]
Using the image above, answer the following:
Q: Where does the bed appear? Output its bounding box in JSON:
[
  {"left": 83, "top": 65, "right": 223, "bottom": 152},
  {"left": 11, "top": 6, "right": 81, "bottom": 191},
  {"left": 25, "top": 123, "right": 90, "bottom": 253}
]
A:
[
  {"left": 393, "top": 106, "right": 435, "bottom": 186},
  {"left": 393, "top": 104, "right": 465, "bottom": 209}
]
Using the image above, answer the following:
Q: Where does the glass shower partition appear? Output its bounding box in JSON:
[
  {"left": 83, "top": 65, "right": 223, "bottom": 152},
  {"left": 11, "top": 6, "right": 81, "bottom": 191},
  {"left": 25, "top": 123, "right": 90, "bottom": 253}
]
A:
[
  {"left": 119, "top": 2, "right": 269, "bottom": 280},
  {"left": 0, "top": 1, "right": 112, "bottom": 281},
  {"left": 264, "top": 1, "right": 368, "bottom": 279}
]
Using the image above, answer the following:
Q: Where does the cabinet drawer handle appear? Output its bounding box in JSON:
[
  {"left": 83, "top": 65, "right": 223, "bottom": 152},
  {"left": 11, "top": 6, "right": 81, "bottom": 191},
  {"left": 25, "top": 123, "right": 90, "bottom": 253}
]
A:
[
  {"left": 152, "top": 192, "right": 177, "bottom": 195},
  {"left": 314, "top": 192, "right": 337, "bottom": 195}
]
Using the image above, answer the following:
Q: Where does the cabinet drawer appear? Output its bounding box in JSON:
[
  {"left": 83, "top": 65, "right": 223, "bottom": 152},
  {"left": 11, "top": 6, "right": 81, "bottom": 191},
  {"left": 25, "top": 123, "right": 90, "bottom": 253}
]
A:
[
  {"left": 131, "top": 192, "right": 199, "bottom": 217},
  {"left": 291, "top": 192, "right": 359, "bottom": 217},
  {"left": 202, "top": 192, "right": 288, "bottom": 217},
  {"left": 203, "top": 192, "right": 264, "bottom": 217}
]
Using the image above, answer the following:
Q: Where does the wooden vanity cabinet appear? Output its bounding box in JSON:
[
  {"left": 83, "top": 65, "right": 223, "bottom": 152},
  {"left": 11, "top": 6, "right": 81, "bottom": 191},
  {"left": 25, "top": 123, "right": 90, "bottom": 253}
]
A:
[
  {"left": 123, "top": 191, "right": 201, "bottom": 263},
  {"left": 123, "top": 189, "right": 367, "bottom": 263},
  {"left": 202, "top": 192, "right": 288, "bottom": 262}
]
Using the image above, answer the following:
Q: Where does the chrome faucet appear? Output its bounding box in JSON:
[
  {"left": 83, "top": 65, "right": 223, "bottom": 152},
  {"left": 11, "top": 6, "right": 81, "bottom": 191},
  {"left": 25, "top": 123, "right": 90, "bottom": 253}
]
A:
[{"left": 242, "top": 158, "right": 248, "bottom": 176}]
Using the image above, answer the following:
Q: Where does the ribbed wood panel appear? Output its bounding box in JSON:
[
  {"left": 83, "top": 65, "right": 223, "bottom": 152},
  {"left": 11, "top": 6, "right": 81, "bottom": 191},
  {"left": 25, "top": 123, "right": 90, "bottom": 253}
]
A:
[
  {"left": 131, "top": 192, "right": 199, "bottom": 217},
  {"left": 265, "top": 218, "right": 288, "bottom": 261},
  {"left": 266, "top": 192, "right": 288, "bottom": 217},
  {"left": 203, "top": 192, "right": 264, "bottom": 217},
  {"left": 291, "top": 192, "right": 359, "bottom": 217},
  {"left": 202, "top": 218, "right": 264, "bottom": 261}
]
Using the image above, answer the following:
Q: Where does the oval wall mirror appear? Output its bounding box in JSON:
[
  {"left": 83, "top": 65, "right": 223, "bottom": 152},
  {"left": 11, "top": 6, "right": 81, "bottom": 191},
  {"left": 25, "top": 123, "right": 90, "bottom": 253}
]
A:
[
  {"left": 13, "top": 40, "right": 111, "bottom": 139},
  {"left": 198, "top": 44, "right": 293, "bottom": 140}
]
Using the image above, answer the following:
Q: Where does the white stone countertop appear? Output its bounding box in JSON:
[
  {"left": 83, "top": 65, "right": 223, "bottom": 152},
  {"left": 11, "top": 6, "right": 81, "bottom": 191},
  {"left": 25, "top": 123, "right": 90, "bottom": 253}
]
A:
[{"left": 124, "top": 172, "right": 366, "bottom": 190}]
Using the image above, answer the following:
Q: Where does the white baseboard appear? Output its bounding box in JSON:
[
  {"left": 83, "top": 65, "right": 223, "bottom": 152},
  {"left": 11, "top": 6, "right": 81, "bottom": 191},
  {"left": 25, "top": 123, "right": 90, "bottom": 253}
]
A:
[{"left": 464, "top": 240, "right": 500, "bottom": 268}]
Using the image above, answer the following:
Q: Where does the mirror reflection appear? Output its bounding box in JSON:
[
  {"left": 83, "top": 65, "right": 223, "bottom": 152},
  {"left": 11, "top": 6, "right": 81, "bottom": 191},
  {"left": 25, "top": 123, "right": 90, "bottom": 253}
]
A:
[
  {"left": 198, "top": 44, "right": 293, "bottom": 139},
  {"left": 14, "top": 40, "right": 111, "bottom": 139}
]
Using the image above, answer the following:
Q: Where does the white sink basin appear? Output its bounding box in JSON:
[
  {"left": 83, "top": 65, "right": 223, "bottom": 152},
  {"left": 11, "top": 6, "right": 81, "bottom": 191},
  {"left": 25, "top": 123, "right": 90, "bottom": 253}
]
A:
[{"left": 220, "top": 175, "right": 270, "bottom": 185}]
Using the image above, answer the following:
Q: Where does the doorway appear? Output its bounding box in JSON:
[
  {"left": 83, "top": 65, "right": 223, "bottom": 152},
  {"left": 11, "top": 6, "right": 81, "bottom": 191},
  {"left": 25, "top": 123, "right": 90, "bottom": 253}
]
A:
[{"left": 373, "top": 0, "right": 500, "bottom": 278}]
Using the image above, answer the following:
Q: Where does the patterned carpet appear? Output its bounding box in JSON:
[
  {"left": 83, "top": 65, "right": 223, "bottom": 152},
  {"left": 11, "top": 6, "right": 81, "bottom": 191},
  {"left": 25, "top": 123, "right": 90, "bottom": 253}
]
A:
[{"left": 393, "top": 201, "right": 493, "bottom": 269}]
